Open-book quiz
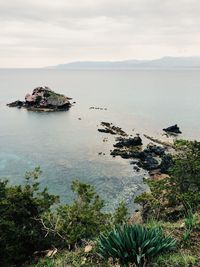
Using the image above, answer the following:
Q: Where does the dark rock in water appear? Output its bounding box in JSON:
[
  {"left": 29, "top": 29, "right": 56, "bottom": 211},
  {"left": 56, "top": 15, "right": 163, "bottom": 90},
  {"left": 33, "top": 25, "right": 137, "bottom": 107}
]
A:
[
  {"left": 103, "top": 122, "right": 173, "bottom": 173},
  {"left": 137, "top": 155, "right": 160, "bottom": 171},
  {"left": 7, "top": 86, "right": 72, "bottom": 111},
  {"left": 163, "top": 124, "right": 182, "bottom": 134},
  {"left": 133, "top": 165, "right": 140, "bottom": 172},
  {"left": 159, "top": 154, "right": 173, "bottom": 173},
  {"left": 7, "top": 100, "right": 23, "bottom": 108},
  {"left": 98, "top": 122, "right": 128, "bottom": 136},
  {"left": 111, "top": 148, "right": 148, "bottom": 162},
  {"left": 114, "top": 136, "right": 142, "bottom": 148},
  {"left": 111, "top": 149, "right": 130, "bottom": 158},
  {"left": 143, "top": 144, "right": 165, "bottom": 157},
  {"left": 98, "top": 128, "right": 116, "bottom": 134},
  {"left": 111, "top": 138, "right": 172, "bottom": 173},
  {"left": 101, "top": 122, "right": 111, "bottom": 127}
]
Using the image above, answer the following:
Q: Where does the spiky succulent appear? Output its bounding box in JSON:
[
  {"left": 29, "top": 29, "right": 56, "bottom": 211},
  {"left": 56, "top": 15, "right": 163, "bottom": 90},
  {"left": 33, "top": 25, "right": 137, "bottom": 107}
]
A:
[{"left": 98, "top": 224, "right": 176, "bottom": 267}]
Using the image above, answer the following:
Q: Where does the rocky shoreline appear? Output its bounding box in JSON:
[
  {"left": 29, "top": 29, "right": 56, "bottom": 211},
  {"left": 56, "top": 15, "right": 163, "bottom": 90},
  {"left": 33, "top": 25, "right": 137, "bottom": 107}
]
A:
[
  {"left": 7, "top": 86, "right": 72, "bottom": 111},
  {"left": 98, "top": 122, "right": 182, "bottom": 179}
]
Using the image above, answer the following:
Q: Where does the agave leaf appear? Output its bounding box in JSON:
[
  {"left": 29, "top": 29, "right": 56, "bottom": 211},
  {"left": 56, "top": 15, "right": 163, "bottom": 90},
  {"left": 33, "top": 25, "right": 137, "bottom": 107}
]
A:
[
  {"left": 98, "top": 224, "right": 176, "bottom": 266},
  {"left": 141, "top": 239, "right": 150, "bottom": 250}
]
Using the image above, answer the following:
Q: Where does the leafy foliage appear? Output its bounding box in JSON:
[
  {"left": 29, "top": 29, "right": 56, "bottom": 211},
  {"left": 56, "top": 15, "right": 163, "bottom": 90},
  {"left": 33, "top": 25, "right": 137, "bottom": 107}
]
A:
[
  {"left": 41, "top": 181, "right": 128, "bottom": 249},
  {"left": 135, "top": 140, "right": 200, "bottom": 221},
  {"left": 170, "top": 140, "right": 200, "bottom": 209},
  {"left": 182, "top": 205, "right": 198, "bottom": 245},
  {"left": 0, "top": 167, "right": 59, "bottom": 266},
  {"left": 112, "top": 201, "right": 128, "bottom": 225},
  {"left": 41, "top": 181, "right": 110, "bottom": 248},
  {"left": 98, "top": 224, "right": 176, "bottom": 267},
  {"left": 0, "top": 169, "right": 128, "bottom": 266},
  {"left": 134, "top": 178, "right": 174, "bottom": 221}
]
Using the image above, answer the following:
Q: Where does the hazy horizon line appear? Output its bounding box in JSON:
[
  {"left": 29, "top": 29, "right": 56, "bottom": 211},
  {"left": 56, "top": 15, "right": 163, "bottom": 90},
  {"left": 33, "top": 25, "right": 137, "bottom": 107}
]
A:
[{"left": 2, "top": 55, "right": 200, "bottom": 69}]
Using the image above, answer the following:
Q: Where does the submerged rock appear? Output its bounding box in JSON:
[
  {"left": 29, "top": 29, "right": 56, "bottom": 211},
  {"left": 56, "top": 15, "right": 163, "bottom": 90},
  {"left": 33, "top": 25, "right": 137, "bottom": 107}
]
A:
[
  {"left": 98, "top": 122, "right": 128, "bottom": 136},
  {"left": 137, "top": 155, "right": 160, "bottom": 171},
  {"left": 7, "top": 86, "right": 72, "bottom": 111},
  {"left": 98, "top": 128, "right": 116, "bottom": 134},
  {"left": 163, "top": 124, "right": 182, "bottom": 134}
]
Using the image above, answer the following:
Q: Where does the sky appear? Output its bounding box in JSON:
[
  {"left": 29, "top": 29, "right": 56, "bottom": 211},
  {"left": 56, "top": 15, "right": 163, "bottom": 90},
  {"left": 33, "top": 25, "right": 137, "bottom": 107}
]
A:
[{"left": 1, "top": 0, "right": 200, "bottom": 68}]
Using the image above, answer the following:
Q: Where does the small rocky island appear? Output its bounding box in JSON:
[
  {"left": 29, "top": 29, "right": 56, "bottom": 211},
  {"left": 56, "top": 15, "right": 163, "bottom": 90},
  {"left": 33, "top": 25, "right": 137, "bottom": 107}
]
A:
[
  {"left": 7, "top": 86, "right": 72, "bottom": 111},
  {"left": 163, "top": 124, "right": 182, "bottom": 134}
]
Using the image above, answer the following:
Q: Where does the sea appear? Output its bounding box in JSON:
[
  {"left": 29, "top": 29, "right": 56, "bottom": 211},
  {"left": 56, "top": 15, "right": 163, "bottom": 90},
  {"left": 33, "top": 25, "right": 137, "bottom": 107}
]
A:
[{"left": 0, "top": 69, "right": 200, "bottom": 211}]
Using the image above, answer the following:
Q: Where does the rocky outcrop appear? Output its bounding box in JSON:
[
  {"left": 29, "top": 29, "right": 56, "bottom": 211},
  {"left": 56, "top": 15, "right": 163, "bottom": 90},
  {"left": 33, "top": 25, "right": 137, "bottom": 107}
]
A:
[
  {"left": 98, "top": 122, "right": 128, "bottom": 136},
  {"left": 7, "top": 86, "right": 72, "bottom": 111},
  {"left": 7, "top": 100, "right": 24, "bottom": 108},
  {"left": 96, "top": 120, "right": 176, "bottom": 175},
  {"left": 137, "top": 155, "right": 160, "bottom": 171},
  {"left": 163, "top": 124, "right": 182, "bottom": 134},
  {"left": 111, "top": 140, "right": 174, "bottom": 173},
  {"left": 114, "top": 135, "right": 143, "bottom": 148},
  {"left": 159, "top": 154, "right": 173, "bottom": 173}
]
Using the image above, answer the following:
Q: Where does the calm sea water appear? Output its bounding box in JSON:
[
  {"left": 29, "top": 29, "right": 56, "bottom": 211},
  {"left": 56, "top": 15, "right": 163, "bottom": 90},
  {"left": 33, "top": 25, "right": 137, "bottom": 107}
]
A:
[{"left": 0, "top": 69, "right": 200, "bottom": 210}]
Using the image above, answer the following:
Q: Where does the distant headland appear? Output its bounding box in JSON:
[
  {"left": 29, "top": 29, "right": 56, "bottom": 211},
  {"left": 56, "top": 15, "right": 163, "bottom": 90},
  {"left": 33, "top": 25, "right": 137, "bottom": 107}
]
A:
[{"left": 47, "top": 56, "right": 200, "bottom": 70}]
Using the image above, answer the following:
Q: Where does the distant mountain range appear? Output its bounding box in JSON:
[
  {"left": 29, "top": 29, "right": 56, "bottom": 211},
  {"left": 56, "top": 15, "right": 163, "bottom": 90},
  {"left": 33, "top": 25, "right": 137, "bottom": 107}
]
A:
[{"left": 48, "top": 57, "right": 200, "bottom": 70}]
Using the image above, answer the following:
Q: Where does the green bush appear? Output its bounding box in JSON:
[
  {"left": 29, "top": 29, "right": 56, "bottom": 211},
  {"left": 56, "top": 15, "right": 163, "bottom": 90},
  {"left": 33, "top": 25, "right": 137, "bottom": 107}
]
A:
[
  {"left": 112, "top": 201, "right": 128, "bottom": 225},
  {"left": 97, "top": 224, "right": 176, "bottom": 267},
  {"left": 170, "top": 140, "right": 200, "bottom": 210},
  {"left": 41, "top": 181, "right": 128, "bottom": 249},
  {"left": 135, "top": 140, "right": 200, "bottom": 221},
  {"left": 0, "top": 169, "right": 128, "bottom": 266},
  {"left": 0, "top": 167, "right": 59, "bottom": 266},
  {"left": 41, "top": 180, "right": 110, "bottom": 248},
  {"left": 134, "top": 178, "right": 174, "bottom": 221}
]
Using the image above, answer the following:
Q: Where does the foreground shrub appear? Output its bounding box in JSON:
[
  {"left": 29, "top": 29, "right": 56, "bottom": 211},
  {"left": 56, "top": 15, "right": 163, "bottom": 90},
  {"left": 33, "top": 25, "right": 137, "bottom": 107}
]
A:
[
  {"left": 98, "top": 224, "right": 176, "bottom": 267},
  {"left": 41, "top": 181, "right": 128, "bottom": 249},
  {"left": 0, "top": 169, "right": 128, "bottom": 266},
  {"left": 0, "top": 167, "right": 58, "bottom": 266}
]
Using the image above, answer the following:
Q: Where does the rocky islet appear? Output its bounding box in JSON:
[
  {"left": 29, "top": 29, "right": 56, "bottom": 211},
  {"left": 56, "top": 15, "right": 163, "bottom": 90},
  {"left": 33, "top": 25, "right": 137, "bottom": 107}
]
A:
[
  {"left": 7, "top": 86, "right": 72, "bottom": 111},
  {"left": 163, "top": 124, "right": 182, "bottom": 134}
]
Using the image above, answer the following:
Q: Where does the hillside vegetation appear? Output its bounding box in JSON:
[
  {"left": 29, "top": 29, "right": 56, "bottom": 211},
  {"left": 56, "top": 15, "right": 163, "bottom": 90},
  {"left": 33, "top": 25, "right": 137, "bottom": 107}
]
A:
[{"left": 1, "top": 140, "right": 200, "bottom": 266}]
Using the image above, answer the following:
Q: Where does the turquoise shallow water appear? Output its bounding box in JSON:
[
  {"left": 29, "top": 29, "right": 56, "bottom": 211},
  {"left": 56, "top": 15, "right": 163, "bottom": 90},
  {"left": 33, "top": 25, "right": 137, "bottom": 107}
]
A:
[{"left": 0, "top": 69, "right": 200, "bottom": 210}]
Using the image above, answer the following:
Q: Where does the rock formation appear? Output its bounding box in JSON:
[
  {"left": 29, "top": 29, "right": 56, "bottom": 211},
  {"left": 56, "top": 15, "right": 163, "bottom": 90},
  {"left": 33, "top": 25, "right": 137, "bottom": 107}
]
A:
[
  {"left": 111, "top": 140, "right": 173, "bottom": 173},
  {"left": 163, "top": 124, "right": 182, "bottom": 134},
  {"left": 7, "top": 86, "right": 72, "bottom": 111},
  {"left": 98, "top": 122, "right": 128, "bottom": 136}
]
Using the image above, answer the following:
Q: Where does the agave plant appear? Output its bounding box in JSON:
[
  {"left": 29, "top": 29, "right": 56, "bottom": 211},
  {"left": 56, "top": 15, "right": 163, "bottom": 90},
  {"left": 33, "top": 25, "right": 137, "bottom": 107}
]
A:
[{"left": 97, "top": 224, "right": 176, "bottom": 267}]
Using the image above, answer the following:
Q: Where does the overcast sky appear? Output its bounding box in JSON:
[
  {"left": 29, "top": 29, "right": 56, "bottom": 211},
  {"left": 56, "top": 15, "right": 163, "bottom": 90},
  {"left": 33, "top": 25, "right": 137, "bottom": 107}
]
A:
[{"left": 1, "top": 0, "right": 200, "bottom": 68}]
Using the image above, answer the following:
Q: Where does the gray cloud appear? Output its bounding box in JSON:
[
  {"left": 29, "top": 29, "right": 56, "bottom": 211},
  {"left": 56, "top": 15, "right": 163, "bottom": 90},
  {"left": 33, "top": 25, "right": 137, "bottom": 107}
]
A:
[{"left": 0, "top": 0, "right": 200, "bottom": 67}]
